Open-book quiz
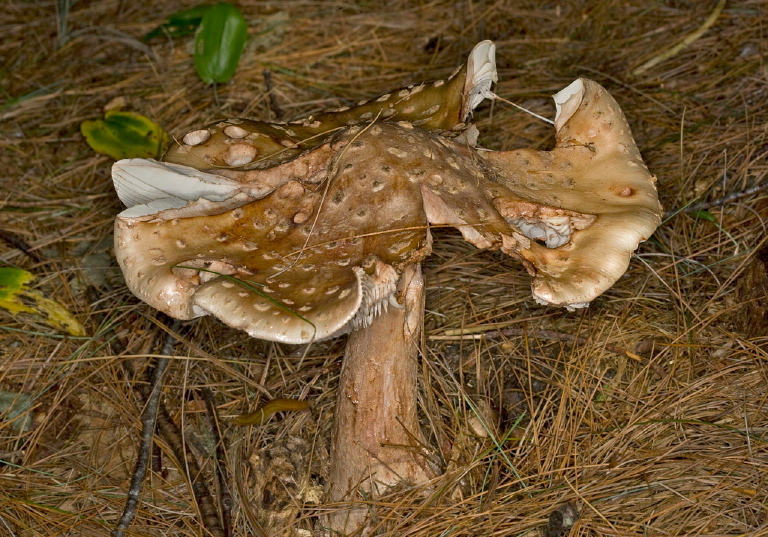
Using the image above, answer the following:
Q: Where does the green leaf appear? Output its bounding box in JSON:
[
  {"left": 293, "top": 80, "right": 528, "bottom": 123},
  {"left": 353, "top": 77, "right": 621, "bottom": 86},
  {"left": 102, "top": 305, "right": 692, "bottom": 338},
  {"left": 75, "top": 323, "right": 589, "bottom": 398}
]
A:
[
  {"left": 80, "top": 110, "right": 169, "bottom": 160},
  {"left": 194, "top": 2, "right": 248, "bottom": 85},
  {"left": 0, "top": 267, "right": 85, "bottom": 336},
  {"left": 691, "top": 210, "right": 718, "bottom": 223},
  {"left": 143, "top": 5, "right": 212, "bottom": 41}
]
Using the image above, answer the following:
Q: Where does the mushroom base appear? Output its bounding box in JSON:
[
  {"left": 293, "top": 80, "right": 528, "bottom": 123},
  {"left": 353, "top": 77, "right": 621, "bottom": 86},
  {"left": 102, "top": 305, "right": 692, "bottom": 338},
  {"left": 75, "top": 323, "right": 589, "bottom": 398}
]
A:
[{"left": 323, "top": 264, "right": 436, "bottom": 535}]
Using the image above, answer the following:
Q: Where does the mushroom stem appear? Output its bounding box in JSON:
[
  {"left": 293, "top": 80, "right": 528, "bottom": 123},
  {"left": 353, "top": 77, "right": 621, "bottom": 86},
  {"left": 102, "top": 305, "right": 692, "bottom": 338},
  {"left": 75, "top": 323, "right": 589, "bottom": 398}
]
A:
[{"left": 325, "top": 263, "right": 436, "bottom": 535}]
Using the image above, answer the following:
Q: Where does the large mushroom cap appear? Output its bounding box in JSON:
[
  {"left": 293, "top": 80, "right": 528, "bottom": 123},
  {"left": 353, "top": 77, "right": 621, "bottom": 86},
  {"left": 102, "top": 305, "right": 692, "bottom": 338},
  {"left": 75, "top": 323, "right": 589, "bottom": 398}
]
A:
[
  {"left": 114, "top": 124, "right": 435, "bottom": 344},
  {"left": 483, "top": 78, "right": 663, "bottom": 307},
  {"left": 112, "top": 41, "right": 499, "bottom": 344}
]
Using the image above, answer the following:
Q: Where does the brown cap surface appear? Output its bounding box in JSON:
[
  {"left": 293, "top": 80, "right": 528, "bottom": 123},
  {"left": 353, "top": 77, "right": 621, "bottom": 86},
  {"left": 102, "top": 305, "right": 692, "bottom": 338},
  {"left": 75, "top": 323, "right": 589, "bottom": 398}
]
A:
[
  {"left": 114, "top": 124, "right": 434, "bottom": 344},
  {"left": 483, "top": 78, "right": 663, "bottom": 307}
]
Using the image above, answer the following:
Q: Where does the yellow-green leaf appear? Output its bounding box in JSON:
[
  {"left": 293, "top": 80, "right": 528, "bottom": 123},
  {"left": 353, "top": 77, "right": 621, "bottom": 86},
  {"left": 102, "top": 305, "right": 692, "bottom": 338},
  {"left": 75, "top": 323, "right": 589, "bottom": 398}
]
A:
[
  {"left": 231, "top": 398, "right": 310, "bottom": 426},
  {"left": 81, "top": 110, "right": 169, "bottom": 160},
  {"left": 0, "top": 267, "right": 85, "bottom": 336}
]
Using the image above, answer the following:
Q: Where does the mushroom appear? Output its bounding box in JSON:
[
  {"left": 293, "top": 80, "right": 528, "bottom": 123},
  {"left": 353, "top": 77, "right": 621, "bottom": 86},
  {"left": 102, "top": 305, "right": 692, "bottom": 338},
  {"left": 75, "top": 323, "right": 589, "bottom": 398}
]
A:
[{"left": 111, "top": 41, "right": 661, "bottom": 535}]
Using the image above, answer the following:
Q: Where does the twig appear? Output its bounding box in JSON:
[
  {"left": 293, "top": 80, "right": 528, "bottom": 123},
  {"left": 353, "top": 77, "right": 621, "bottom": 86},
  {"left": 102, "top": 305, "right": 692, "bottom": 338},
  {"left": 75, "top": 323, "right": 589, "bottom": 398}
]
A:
[
  {"left": 202, "top": 387, "right": 232, "bottom": 537},
  {"left": 487, "top": 327, "right": 623, "bottom": 355},
  {"left": 113, "top": 319, "right": 181, "bottom": 537},
  {"left": 151, "top": 443, "right": 164, "bottom": 476},
  {"left": 436, "top": 326, "right": 665, "bottom": 377},
  {"left": 155, "top": 402, "right": 224, "bottom": 537},
  {"left": 497, "top": 327, "right": 667, "bottom": 377},
  {"left": 489, "top": 327, "right": 624, "bottom": 351},
  {"left": 632, "top": 0, "right": 727, "bottom": 76},
  {"left": 663, "top": 181, "right": 768, "bottom": 220},
  {"left": 0, "top": 228, "right": 42, "bottom": 262},
  {"left": 263, "top": 69, "right": 283, "bottom": 120},
  {"left": 119, "top": 330, "right": 225, "bottom": 537}
]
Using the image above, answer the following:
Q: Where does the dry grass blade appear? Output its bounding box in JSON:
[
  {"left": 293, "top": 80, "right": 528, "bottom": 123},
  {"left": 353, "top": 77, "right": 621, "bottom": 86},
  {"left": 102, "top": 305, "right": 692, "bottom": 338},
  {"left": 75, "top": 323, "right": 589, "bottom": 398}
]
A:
[
  {"left": 632, "top": 0, "right": 728, "bottom": 76},
  {"left": 1, "top": 1, "right": 767, "bottom": 536}
]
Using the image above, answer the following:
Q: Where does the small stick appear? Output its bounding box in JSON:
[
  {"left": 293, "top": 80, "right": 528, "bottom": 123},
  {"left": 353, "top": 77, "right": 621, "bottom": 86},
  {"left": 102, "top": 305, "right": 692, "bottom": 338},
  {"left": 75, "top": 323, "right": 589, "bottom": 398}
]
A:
[
  {"left": 0, "top": 228, "right": 42, "bottom": 262},
  {"left": 488, "top": 327, "right": 666, "bottom": 378},
  {"left": 664, "top": 181, "right": 768, "bottom": 220},
  {"left": 485, "top": 327, "right": 626, "bottom": 353},
  {"left": 202, "top": 387, "right": 232, "bottom": 537},
  {"left": 436, "top": 326, "right": 665, "bottom": 377},
  {"left": 151, "top": 443, "right": 164, "bottom": 477},
  {"left": 263, "top": 69, "right": 283, "bottom": 120},
  {"left": 632, "top": 0, "right": 727, "bottom": 76},
  {"left": 113, "top": 320, "right": 180, "bottom": 537},
  {"left": 121, "top": 339, "right": 225, "bottom": 537},
  {"left": 155, "top": 404, "right": 224, "bottom": 537}
]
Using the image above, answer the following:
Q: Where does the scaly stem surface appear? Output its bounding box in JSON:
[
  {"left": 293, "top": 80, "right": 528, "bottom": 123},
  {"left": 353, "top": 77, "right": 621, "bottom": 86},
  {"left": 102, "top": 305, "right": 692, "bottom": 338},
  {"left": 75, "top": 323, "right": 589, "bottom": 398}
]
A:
[{"left": 325, "top": 264, "right": 436, "bottom": 535}]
